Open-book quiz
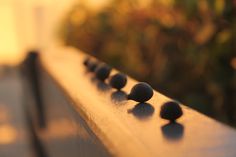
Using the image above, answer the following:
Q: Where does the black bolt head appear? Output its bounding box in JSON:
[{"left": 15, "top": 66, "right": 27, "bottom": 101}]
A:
[
  {"left": 87, "top": 61, "right": 99, "bottom": 72},
  {"left": 95, "top": 64, "right": 112, "bottom": 81},
  {"left": 128, "top": 82, "right": 153, "bottom": 103},
  {"left": 83, "top": 57, "right": 90, "bottom": 67},
  {"left": 109, "top": 73, "right": 127, "bottom": 90},
  {"left": 160, "top": 101, "right": 183, "bottom": 122}
]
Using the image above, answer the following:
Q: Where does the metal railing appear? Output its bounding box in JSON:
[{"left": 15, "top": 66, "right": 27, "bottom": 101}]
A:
[{"left": 23, "top": 47, "right": 236, "bottom": 157}]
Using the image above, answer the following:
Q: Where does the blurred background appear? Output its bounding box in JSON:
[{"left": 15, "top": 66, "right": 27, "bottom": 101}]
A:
[
  {"left": 1, "top": 0, "right": 235, "bottom": 125},
  {"left": 60, "top": 0, "right": 236, "bottom": 127},
  {"left": 0, "top": 0, "right": 78, "bottom": 156}
]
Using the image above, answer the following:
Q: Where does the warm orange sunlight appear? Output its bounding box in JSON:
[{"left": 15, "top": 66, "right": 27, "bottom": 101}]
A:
[
  {"left": 0, "top": 5, "right": 22, "bottom": 65},
  {"left": 0, "top": 105, "right": 17, "bottom": 145},
  {"left": 84, "top": 0, "right": 110, "bottom": 10},
  {"left": 41, "top": 118, "right": 89, "bottom": 140},
  {"left": 0, "top": 0, "right": 236, "bottom": 156},
  {"left": 0, "top": 124, "right": 17, "bottom": 145},
  {"left": 0, "top": 0, "right": 77, "bottom": 66}
]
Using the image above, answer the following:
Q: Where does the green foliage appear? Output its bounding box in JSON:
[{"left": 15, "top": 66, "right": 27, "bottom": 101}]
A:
[{"left": 59, "top": 0, "right": 236, "bottom": 126}]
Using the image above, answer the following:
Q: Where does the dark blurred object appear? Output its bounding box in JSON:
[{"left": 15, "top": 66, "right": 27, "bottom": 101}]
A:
[
  {"left": 21, "top": 50, "right": 46, "bottom": 128},
  {"left": 160, "top": 101, "right": 183, "bottom": 122},
  {"left": 60, "top": 0, "right": 236, "bottom": 127},
  {"left": 88, "top": 61, "right": 99, "bottom": 72},
  {"left": 95, "top": 64, "right": 112, "bottom": 81},
  {"left": 109, "top": 73, "right": 127, "bottom": 90},
  {"left": 83, "top": 57, "right": 90, "bottom": 67},
  {"left": 128, "top": 82, "right": 153, "bottom": 103},
  {"left": 161, "top": 122, "right": 184, "bottom": 141},
  {"left": 127, "top": 103, "right": 154, "bottom": 120}
]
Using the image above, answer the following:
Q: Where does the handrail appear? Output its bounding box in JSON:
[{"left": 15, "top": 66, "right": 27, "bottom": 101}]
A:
[{"left": 40, "top": 46, "right": 236, "bottom": 157}]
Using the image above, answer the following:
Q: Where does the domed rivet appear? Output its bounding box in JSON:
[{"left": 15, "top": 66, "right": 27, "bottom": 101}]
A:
[
  {"left": 83, "top": 57, "right": 90, "bottom": 67},
  {"left": 128, "top": 82, "right": 153, "bottom": 103},
  {"left": 95, "top": 64, "right": 112, "bottom": 81},
  {"left": 160, "top": 101, "right": 183, "bottom": 122},
  {"left": 87, "top": 61, "right": 99, "bottom": 72},
  {"left": 109, "top": 73, "right": 127, "bottom": 90},
  {"left": 83, "top": 57, "right": 99, "bottom": 72}
]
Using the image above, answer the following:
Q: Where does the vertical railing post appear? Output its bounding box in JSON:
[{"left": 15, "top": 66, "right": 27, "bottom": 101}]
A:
[{"left": 22, "top": 50, "right": 46, "bottom": 129}]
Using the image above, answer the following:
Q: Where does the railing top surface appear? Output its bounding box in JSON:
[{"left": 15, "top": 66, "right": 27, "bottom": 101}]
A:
[{"left": 40, "top": 46, "right": 236, "bottom": 157}]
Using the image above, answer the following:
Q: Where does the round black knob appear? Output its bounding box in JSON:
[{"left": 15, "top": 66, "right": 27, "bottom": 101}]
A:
[
  {"left": 109, "top": 73, "right": 127, "bottom": 90},
  {"left": 128, "top": 82, "right": 153, "bottom": 103},
  {"left": 160, "top": 101, "right": 183, "bottom": 122},
  {"left": 83, "top": 57, "right": 90, "bottom": 67},
  {"left": 95, "top": 64, "right": 112, "bottom": 81},
  {"left": 87, "top": 61, "right": 99, "bottom": 72}
]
